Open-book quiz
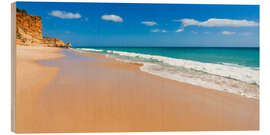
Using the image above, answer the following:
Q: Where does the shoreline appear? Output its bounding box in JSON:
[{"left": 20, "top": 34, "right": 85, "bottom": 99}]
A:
[
  {"left": 16, "top": 46, "right": 259, "bottom": 132},
  {"left": 74, "top": 48, "right": 259, "bottom": 100}
]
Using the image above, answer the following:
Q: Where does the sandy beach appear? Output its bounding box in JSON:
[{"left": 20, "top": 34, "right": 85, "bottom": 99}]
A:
[
  {"left": 15, "top": 46, "right": 64, "bottom": 132},
  {"left": 15, "top": 46, "right": 259, "bottom": 133}
]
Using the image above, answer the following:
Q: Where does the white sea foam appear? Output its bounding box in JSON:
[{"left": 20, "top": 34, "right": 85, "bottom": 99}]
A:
[
  {"left": 109, "top": 50, "right": 259, "bottom": 84},
  {"left": 140, "top": 63, "right": 258, "bottom": 99},
  {"left": 73, "top": 48, "right": 103, "bottom": 52},
  {"left": 75, "top": 48, "right": 259, "bottom": 99},
  {"left": 76, "top": 48, "right": 103, "bottom": 52},
  {"left": 106, "top": 50, "right": 259, "bottom": 99}
]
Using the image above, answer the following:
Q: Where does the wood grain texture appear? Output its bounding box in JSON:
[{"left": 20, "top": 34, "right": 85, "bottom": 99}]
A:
[{"left": 11, "top": 2, "right": 16, "bottom": 132}]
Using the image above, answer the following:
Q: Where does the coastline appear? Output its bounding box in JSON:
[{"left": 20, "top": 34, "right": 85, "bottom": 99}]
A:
[
  {"left": 15, "top": 46, "right": 65, "bottom": 132},
  {"left": 74, "top": 48, "right": 259, "bottom": 99},
  {"left": 16, "top": 46, "right": 259, "bottom": 132}
]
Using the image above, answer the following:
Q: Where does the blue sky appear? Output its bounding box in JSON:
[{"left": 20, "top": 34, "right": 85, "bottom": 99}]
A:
[{"left": 16, "top": 2, "right": 259, "bottom": 47}]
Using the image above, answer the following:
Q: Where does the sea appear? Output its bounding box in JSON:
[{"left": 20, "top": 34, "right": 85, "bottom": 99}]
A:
[{"left": 72, "top": 47, "right": 259, "bottom": 99}]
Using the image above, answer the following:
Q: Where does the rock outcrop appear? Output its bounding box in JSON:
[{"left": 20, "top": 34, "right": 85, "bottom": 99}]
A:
[{"left": 16, "top": 11, "right": 71, "bottom": 48}]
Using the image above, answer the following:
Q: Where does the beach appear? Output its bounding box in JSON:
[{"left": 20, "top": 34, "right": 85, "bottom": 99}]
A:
[
  {"left": 15, "top": 46, "right": 259, "bottom": 133},
  {"left": 15, "top": 46, "right": 64, "bottom": 132}
]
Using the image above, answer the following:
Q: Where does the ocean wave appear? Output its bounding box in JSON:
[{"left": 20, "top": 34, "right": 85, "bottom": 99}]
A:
[
  {"left": 108, "top": 50, "right": 259, "bottom": 85},
  {"left": 140, "top": 63, "right": 258, "bottom": 99},
  {"left": 75, "top": 48, "right": 259, "bottom": 99},
  {"left": 75, "top": 48, "right": 104, "bottom": 52}
]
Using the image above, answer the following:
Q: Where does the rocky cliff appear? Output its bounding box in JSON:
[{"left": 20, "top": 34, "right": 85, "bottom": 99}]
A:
[{"left": 16, "top": 12, "right": 71, "bottom": 48}]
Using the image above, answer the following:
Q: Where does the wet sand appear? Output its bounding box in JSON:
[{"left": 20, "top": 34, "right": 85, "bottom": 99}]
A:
[{"left": 15, "top": 47, "right": 259, "bottom": 133}]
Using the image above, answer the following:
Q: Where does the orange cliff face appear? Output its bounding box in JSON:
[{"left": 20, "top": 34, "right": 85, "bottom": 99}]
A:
[{"left": 16, "top": 12, "right": 71, "bottom": 48}]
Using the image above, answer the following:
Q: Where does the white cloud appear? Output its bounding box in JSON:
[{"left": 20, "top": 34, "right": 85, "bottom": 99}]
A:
[
  {"left": 141, "top": 21, "right": 157, "bottom": 26},
  {"left": 180, "top": 19, "right": 199, "bottom": 27},
  {"left": 49, "top": 10, "right": 81, "bottom": 19},
  {"left": 178, "top": 18, "right": 259, "bottom": 27},
  {"left": 221, "top": 31, "right": 236, "bottom": 35},
  {"left": 151, "top": 29, "right": 168, "bottom": 33},
  {"left": 161, "top": 30, "right": 167, "bottom": 32},
  {"left": 101, "top": 14, "right": 123, "bottom": 22},
  {"left": 151, "top": 29, "right": 160, "bottom": 32},
  {"left": 176, "top": 28, "right": 184, "bottom": 32}
]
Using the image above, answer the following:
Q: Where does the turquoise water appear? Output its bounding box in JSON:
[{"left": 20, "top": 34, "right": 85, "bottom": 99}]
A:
[
  {"left": 73, "top": 47, "right": 259, "bottom": 68},
  {"left": 72, "top": 47, "right": 259, "bottom": 98}
]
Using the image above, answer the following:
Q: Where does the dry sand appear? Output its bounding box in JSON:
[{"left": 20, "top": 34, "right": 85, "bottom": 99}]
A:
[
  {"left": 15, "top": 46, "right": 64, "bottom": 132},
  {"left": 15, "top": 46, "right": 259, "bottom": 133}
]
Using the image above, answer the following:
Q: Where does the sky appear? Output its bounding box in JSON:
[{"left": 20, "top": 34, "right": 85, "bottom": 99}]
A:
[{"left": 16, "top": 2, "right": 259, "bottom": 47}]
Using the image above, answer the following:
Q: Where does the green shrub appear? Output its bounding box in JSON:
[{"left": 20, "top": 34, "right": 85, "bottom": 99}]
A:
[{"left": 16, "top": 8, "right": 27, "bottom": 15}]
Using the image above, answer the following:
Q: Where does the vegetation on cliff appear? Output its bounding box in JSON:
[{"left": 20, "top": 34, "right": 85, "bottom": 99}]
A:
[{"left": 16, "top": 8, "right": 27, "bottom": 15}]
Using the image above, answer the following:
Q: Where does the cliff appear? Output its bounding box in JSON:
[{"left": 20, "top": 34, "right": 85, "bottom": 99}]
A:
[{"left": 16, "top": 12, "right": 71, "bottom": 48}]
